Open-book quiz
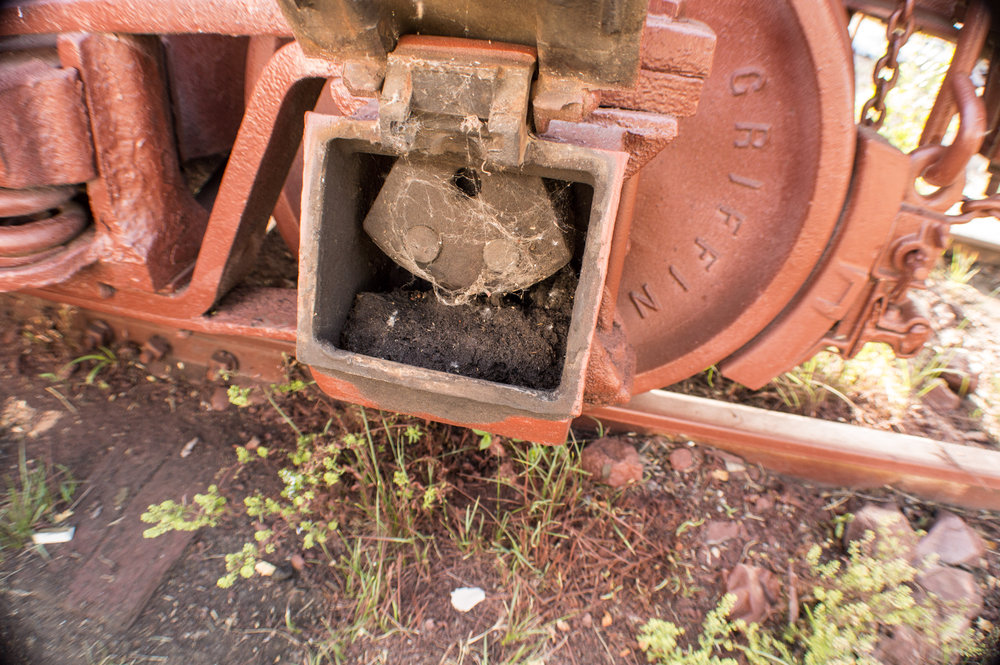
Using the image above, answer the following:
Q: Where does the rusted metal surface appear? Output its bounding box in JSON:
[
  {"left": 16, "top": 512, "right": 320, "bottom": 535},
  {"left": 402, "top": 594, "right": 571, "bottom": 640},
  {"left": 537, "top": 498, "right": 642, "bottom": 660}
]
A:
[
  {"left": 0, "top": 0, "right": 994, "bottom": 449},
  {"left": 723, "top": 130, "right": 911, "bottom": 387},
  {"left": 0, "top": 204, "right": 88, "bottom": 259},
  {"left": 597, "top": 9, "right": 716, "bottom": 119},
  {"left": 0, "top": 55, "right": 95, "bottom": 189},
  {"left": 35, "top": 41, "right": 340, "bottom": 319},
  {"left": 59, "top": 33, "right": 209, "bottom": 293},
  {"left": 611, "top": 0, "right": 856, "bottom": 393},
  {"left": 162, "top": 34, "right": 249, "bottom": 162},
  {"left": 918, "top": 0, "right": 990, "bottom": 187},
  {"left": 587, "top": 390, "right": 1000, "bottom": 511},
  {"left": 3, "top": 290, "right": 295, "bottom": 383},
  {"left": 276, "top": 0, "right": 649, "bottom": 90},
  {"left": 0, "top": 184, "right": 96, "bottom": 289},
  {"left": 297, "top": 36, "right": 629, "bottom": 444},
  {"left": 0, "top": 0, "right": 291, "bottom": 37},
  {"left": 0, "top": 185, "right": 74, "bottom": 218}
]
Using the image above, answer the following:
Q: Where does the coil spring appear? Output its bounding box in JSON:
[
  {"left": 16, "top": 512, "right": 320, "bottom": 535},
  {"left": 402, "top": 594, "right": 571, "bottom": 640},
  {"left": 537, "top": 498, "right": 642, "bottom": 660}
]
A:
[{"left": 0, "top": 185, "right": 88, "bottom": 269}]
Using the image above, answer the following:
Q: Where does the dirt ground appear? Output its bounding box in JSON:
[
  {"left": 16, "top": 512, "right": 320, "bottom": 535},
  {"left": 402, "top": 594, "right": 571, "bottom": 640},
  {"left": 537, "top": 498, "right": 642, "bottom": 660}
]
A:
[{"left": 0, "top": 264, "right": 999, "bottom": 664}]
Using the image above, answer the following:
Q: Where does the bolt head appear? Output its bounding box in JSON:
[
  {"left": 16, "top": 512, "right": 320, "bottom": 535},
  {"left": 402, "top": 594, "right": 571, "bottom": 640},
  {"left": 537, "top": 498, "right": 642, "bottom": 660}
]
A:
[
  {"left": 403, "top": 225, "right": 442, "bottom": 263},
  {"left": 482, "top": 238, "right": 520, "bottom": 273}
]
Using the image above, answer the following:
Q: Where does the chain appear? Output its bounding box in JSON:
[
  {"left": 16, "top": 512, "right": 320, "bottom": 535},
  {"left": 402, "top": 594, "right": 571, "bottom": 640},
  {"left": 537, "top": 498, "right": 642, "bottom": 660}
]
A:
[{"left": 860, "top": 0, "right": 916, "bottom": 129}]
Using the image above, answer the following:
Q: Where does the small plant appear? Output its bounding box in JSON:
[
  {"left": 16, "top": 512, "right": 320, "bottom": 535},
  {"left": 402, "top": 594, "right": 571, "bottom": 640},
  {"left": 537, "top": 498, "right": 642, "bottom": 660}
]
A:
[
  {"left": 227, "top": 384, "right": 253, "bottom": 407},
  {"left": 217, "top": 543, "right": 258, "bottom": 588},
  {"left": 639, "top": 522, "right": 979, "bottom": 665},
  {"left": 0, "top": 446, "right": 77, "bottom": 550},
  {"left": 139, "top": 485, "right": 227, "bottom": 537},
  {"left": 770, "top": 353, "right": 856, "bottom": 416},
  {"left": 942, "top": 248, "right": 980, "bottom": 285},
  {"left": 64, "top": 346, "right": 117, "bottom": 387}
]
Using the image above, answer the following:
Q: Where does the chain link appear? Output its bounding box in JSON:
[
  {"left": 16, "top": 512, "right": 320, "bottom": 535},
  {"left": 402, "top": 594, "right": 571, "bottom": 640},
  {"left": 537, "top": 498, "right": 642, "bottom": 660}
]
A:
[{"left": 860, "top": 0, "right": 916, "bottom": 129}]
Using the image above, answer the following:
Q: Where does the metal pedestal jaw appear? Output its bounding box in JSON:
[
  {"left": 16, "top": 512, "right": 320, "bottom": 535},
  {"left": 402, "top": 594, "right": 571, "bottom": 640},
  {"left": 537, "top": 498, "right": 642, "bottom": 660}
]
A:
[{"left": 297, "top": 36, "right": 628, "bottom": 443}]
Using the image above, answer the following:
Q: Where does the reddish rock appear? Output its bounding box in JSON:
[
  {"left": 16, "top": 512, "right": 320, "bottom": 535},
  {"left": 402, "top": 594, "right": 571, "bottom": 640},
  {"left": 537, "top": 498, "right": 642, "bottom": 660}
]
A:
[
  {"left": 209, "top": 386, "right": 231, "bottom": 411},
  {"left": 725, "top": 564, "right": 777, "bottom": 624},
  {"left": 844, "top": 503, "right": 918, "bottom": 557},
  {"left": 580, "top": 437, "right": 643, "bottom": 487},
  {"left": 913, "top": 512, "right": 986, "bottom": 568},
  {"left": 916, "top": 565, "right": 983, "bottom": 621},
  {"left": 875, "top": 626, "right": 930, "bottom": 665},
  {"left": 922, "top": 382, "right": 961, "bottom": 411},
  {"left": 668, "top": 447, "right": 694, "bottom": 472},
  {"left": 942, "top": 353, "right": 979, "bottom": 396},
  {"left": 703, "top": 520, "right": 741, "bottom": 545}
]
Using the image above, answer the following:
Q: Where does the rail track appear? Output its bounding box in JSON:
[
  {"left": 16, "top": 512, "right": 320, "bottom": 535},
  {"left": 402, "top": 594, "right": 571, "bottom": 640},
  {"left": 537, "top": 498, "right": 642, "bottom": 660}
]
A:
[
  {"left": 2, "top": 0, "right": 1000, "bottom": 510},
  {"left": 6, "top": 291, "right": 999, "bottom": 512}
]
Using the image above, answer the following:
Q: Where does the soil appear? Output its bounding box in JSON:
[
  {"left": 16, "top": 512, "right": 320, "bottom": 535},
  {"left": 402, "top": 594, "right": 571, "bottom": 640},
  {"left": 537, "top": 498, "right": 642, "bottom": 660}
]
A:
[
  {"left": 341, "top": 268, "right": 576, "bottom": 390},
  {"left": 0, "top": 266, "right": 998, "bottom": 664}
]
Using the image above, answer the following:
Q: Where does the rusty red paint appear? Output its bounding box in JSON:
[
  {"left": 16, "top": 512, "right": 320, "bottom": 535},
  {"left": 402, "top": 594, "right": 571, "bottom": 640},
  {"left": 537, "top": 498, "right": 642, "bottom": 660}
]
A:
[
  {"left": 0, "top": 57, "right": 95, "bottom": 189},
  {"left": 312, "top": 372, "right": 573, "bottom": 444},
  {"left": 0, "top": 0, "right": 291, "bottom": 37},
  {"left": 36, "top": 41, "right": 340, "bottom": 318}
]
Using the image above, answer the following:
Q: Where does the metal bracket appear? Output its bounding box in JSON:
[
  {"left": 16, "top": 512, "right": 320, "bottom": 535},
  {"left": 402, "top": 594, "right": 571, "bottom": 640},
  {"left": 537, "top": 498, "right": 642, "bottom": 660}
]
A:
[
  {"left": 379, "top": 36, "right": 535, "bottom": 168},
  {"left": 297, "top": 36, "right": 629, "bottom": 443}
]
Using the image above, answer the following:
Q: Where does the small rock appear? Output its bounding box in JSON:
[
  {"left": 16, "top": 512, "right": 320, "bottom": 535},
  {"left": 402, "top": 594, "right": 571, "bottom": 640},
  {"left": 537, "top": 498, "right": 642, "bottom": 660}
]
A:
[
  {"left": 717, "top": 452, "right": 746, "bottom": 474},
  {"left": 497, "top": 461, "right": 516, "bottom": 481},
  {"left": 581, "top": 612, "right": 593, "bottom": 628},
  {"left": 916, "top": 565, "right": 983, "bottom": 621},
  {"left": 31, "top": 526, "right": 75, "bottom": 545},
  {"left": 290, "top": 553, "right": 305, "bottom": 571},
  {"left": 580, "top": 437, "right": 643, "bottom": 488},
  {"left": 942, "top": 353, "right": 979, "bottom": 396},
  {"left": 601, "top": 612, "right": 613, "bottom": 627},
  {"left": 725, "top": 564, "right": 777, "bottom": 624},
  {"left": 245, "top": 435, "right": 261, "bottom": 450},
  {"left": 179, "top": 436, "right": 199, "bottom": 458},
  {"left": 844, "top": 503, "right": 918, "bottom": 558},
  {"left": 669, "top": 447, "right": 695, "bottom": 472},
  {"left": 753, "top": 496, "right": 773, "bottom": 512},
  {"left": 255, "top": 560, "right": 277, "bottom": 577},
  {"left": 913, "top": 512, "right": 986, "bottom": 568},
  {"left": 875, "top": 625, "right": 930, "bottom": 665},
  {"left": 922, "top": 382, "right": 961, "bottom": 412},
  {"left": 703, "top": 520, "right": 741, "bottom": 545},
  {"left": 710, "top": 469, "right": 729, "bottom": 482},
  {"left": 450, "top": 587, "right": 486, "bottom": 612},
  {"left": 423, "top": 619, "right": 437, "bottom": 632},
  {"left": 209, "top": 386, "right": 230, "bottom": 411},
  {"left": 29, "top": 410, "right": 62, "bottom": 438},
  {"left": 556, "top": 619, "right": 570, "bottom": 632}
]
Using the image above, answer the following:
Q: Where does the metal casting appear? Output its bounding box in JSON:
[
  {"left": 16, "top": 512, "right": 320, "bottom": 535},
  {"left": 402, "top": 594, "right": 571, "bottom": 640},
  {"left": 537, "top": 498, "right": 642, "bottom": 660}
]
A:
[
  {"left": 297, "top": 37, "right": 628, "bottom": 442},
  {"left": 0, "top": 0, "right": 996, "bottom": 444}
]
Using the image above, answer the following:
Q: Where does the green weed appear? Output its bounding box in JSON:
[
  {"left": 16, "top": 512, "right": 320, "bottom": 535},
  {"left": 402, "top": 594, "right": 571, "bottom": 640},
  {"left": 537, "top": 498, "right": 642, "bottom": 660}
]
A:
[
  {"left": 0, "top": 446, "right": 77, "bottom": 551},
  {"left": 941, "top": 248, "right": 981, "bottom": 286},
  {"left": 639, "top": 522, "right": 979, "bottom": 665},
  {"left": 139, "top": 484, "right": 226, "bottom": 538},
  {"left": 64, "top": 346, "right": 117, "bottom": 387}
]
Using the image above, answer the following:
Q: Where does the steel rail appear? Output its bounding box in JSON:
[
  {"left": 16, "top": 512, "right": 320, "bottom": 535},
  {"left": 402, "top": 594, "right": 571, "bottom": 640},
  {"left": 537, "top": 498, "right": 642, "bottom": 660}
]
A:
[{"left": 586, "top": 390, "right": 1000, "bottom": 511}]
